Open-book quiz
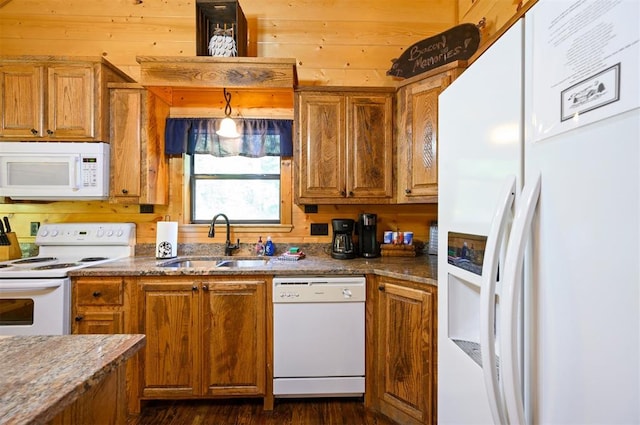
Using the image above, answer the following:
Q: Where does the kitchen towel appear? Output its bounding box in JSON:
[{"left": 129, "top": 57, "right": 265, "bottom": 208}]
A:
[{"left": 156, "top": 221, "right": 178, "bottom": 259}]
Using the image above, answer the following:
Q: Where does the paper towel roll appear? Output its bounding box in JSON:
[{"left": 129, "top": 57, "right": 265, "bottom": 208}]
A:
[{"left": 156, "top": 221, "right": 178, "bottom": 259}]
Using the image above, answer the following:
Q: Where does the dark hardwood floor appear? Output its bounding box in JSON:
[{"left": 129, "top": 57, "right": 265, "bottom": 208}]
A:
[{"left": 127, "top": 398, "right": 398, "bottom": 425}]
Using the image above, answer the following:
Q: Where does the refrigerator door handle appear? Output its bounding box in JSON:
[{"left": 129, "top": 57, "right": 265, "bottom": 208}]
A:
[
  {"left": 501, "top": 173, "right": 541, "bottom": 425},
  {"left": 480, "top": 176, "right": 516, "bottom": 425}
]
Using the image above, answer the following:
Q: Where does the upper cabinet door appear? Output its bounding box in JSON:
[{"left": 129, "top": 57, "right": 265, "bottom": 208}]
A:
[
  {"left": 348, "top": 95, "right": 393, "bottom": 199},
  {"left": 396, "top": 64, "right": 466, "bottom": 203},
  {"left": 297, "top": 92, "right": 347, "bottom": 200},
  {"left": 0, "top": 64, "right": 44, "bottom": 138},
  {"left": 47, "top": 65, "right": 95, "bottom": 139}
]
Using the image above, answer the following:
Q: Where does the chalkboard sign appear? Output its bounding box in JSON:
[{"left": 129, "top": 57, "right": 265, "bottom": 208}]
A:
[{"left": 387, "top": 23, "right": 480, "bottom": 79}]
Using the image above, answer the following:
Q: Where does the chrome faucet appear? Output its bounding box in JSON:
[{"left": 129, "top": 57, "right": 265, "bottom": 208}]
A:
[{"left": 208, "top": 213, "right": 239, "bottom": 256}]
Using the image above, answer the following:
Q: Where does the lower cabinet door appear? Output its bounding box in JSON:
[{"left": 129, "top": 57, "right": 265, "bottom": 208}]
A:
[
  {"left": 140, "top": 282, "right": 200, "bottom": 398},
  {"left": 377, "top": 278, "right": 436, "bottom": 425},
  {"left": 202, "top": 279, "right": 266, "bottom": 396}
]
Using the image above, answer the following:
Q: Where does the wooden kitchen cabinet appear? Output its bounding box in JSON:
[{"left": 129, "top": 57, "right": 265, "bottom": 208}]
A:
[
  {"left": 395, "top": 62, "right": 466, "bottom": 203},
  {"left": 109, "top": 84, "right": 170, "bottom": 204},
  {"left": 72, "top": 277, "right": 127, "bottom": 334},
  {"left": 138, "top": 276, "right": 267, "bottom": 400},
  {"left": 375, "top": 276, "right": 437, "bottom": 425},
  {"left": 295, "top": 86, "right": 394, "bottom": 204},
  {"left": 51, "top": 362, "right": 127, "bottom": 425},
  {"left": 0, "top": 56, "right": 132, "bottom": 141}
]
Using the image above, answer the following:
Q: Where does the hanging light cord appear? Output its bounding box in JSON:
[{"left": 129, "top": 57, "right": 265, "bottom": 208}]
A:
[{"left": 223, "top": 88, "right": 233, "bottom": 117}]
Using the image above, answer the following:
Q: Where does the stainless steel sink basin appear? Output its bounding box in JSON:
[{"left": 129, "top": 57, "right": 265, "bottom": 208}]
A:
[
  {"left": 159, "top": 259, "right": 220, "bottom": 268},
  {"left": 215, "top": 259, "right": 270, "bottom": 268},
  {"left": 158, "top": 258, "right": 269, "bottom": 268}
]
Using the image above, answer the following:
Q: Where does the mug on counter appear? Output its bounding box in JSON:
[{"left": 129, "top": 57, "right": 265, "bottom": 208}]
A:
[{"left": 403, "top": 231, "right": 414, "bottom": 245}]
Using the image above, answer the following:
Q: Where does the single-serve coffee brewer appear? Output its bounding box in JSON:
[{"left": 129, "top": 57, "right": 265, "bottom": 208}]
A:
[
  {"left": 331, "top": 218, "right": 356, "bottom": 259},
  {"left": 358, "top": 213, "right": 379, "bottom": 258}
]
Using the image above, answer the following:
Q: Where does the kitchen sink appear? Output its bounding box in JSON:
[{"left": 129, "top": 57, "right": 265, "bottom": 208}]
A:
[
  {"left": 158, "top": 259, "right": 219, "bottom": 268},
  {"left": 158, "top": 258, "right": 269, "bottom": 269},
  {"left": 215, "top": 259, "right": 270, "bottom": 268}
]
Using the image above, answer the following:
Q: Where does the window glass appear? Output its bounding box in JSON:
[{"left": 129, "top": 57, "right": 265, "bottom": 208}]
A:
[{"left": 191, "top": 155, "right": 281, "bottom": 223}]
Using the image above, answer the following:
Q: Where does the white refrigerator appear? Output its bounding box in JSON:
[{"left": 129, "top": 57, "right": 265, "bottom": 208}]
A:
[{"left": 437, "top": 1, "right": 639, "bottom": 424}]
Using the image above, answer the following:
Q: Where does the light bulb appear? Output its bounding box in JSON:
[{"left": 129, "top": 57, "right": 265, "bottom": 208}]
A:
[{"left": 216, "top": 117, "right": 240, "bottom": 138}]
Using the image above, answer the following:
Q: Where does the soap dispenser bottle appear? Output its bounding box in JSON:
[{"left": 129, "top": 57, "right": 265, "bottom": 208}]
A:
[
  {"left": 264, "top": 236, "right": 275, "bottom": 256},
  {"left": 255, "top": 236, "right": 265, "bottom": 256}
]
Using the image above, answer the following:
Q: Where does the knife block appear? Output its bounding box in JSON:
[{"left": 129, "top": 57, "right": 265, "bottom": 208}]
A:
[{"left": 0, "top": 232, "right": 21, "bottom": 261}]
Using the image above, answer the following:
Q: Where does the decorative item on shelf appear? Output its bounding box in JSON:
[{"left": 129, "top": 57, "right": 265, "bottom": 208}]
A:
[
  {"left": 196, "top": 0, "right": 247, "bottom": 57},
  {"left": 208, "top": 25, "right": 237, "bottom": 57},
  {"left": 216, "top": 88, "right": 240, "bottom": 138}
]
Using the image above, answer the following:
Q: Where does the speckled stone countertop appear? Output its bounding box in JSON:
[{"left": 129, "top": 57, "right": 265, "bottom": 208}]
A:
[
  {"left": 70, "top": 251, "right": 438, "bottom": 286},
  {"left": 0, "top": 334, "right": 145, "bottom": 425}
]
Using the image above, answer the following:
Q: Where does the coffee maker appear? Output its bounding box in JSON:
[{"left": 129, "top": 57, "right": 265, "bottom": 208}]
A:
[
  {"left": 331, "top": 219, "right": 356, "bottom": 259},
  {"left": 358, "top": 213, "right": 379, "bottom": 258}
]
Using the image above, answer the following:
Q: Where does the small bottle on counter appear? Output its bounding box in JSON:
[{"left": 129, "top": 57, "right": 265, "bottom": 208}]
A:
[
  {"left": 255, "top": 236, "right": 265, "bottom": 256},
  {"left": 264, "top": 236, "right": 275, "bottom": 256}
]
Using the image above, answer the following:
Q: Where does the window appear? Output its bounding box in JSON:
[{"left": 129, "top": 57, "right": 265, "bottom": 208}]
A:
[
  {"left": 190, "top": 154, "right": 281, "bottom": 224},
  {"left": 165, "top": 117, "right": 293, "bottom": 225}
]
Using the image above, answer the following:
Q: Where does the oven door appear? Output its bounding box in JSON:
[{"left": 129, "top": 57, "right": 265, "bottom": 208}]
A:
[{"left": 0, "top": 278, "right": 70, "bottom": 335}]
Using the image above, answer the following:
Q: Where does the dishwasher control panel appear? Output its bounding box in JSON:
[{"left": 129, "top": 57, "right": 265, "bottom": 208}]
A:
[{"left": 273, "top": 276, "right": 366, "bottom": 303}]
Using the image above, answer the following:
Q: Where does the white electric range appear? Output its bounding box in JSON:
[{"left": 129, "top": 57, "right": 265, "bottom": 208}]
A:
[{"left": 0, "top": 222, "right": 136, "bottom": 335}]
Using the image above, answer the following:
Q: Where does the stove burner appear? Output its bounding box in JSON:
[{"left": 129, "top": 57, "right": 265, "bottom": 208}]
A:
[
  {"left": 32, "top": 263, "right": 80, "bottom": 270},
  {"left": 80, "top": 257, "right": 110, "bottom": 262},
  {"left": 12, "top": 257, "right": 58, "bottom": 265}
]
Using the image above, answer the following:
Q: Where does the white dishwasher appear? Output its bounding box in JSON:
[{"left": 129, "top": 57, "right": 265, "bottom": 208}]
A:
[{"left": 273, "top": 275, "right": 366, "bottom": 397}]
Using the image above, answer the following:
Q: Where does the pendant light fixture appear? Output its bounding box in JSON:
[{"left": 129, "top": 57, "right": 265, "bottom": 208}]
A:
[{"left": 216, "top": 88, "right": 240, "bottom": 138}]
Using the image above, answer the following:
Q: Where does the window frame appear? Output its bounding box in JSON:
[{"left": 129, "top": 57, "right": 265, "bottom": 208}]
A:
[{"left": 189, "top": 154, "right": 283, "bottom": 224}]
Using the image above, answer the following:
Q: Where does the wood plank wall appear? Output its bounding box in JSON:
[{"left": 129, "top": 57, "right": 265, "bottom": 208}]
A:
[{"left": 0, "top": 0, "right": 524, "bottom": 248}]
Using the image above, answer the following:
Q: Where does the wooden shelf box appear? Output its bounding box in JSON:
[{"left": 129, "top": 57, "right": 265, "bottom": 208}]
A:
[{"left": 196, "top": 0, "right": 247, "bottom": 57}]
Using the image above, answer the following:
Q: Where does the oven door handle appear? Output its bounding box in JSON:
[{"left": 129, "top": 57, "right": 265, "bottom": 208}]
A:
[{"left": 0, "top": 281, "right": 63, "bottom": 291}]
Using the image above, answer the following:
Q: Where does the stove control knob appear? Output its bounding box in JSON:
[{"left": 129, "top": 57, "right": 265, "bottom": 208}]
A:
[
  {"left": 40, "top": 230, "right": 49, "bottom": 237},
  {"left": 96, "top": 229, "right": 105, "bottom": 237},
  {"left": 116, "top": 229, "right": 124, "bottom": 237},
  {"left": 50, "top": 230, "right": 59, "bottom": 237},
  {"left": 106, "top": 230, "right": 114, "bottom": 237}
]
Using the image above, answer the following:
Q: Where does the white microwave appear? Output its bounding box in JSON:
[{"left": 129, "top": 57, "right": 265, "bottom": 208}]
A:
[{"left": 0, "top": 142, "right": 110, "bottom": 200}]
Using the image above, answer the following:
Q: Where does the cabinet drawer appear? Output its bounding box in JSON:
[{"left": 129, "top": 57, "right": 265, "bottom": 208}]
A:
[{"left": 76, "top": 278, "right": 124, "bottom": 306}]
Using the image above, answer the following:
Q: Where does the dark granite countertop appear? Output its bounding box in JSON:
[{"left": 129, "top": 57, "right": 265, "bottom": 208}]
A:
[
  {"left": 0, "top": 334, "right": 145, "bottom": 425},
  {"left": 70, "top": 252, "right": 438, "bottom": 286}
]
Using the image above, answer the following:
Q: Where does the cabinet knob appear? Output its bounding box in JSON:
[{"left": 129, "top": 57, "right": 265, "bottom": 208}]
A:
[
  {"left": 192, "top": 285, "right": 198, "bottom": 291},
  {"left": 405, "top": 188, "right": 412, "bottom": 194},
  {"left": 121, "top": 189, "right": 129, "bottom": 194},
  {"left": 340, "top": 190, "right": 346, "bottom": 197},
  {"left": 75, "top": 316, "right": 84, "bottom": 322},
  {"left": 202, "top": 284, "right": 209, "bottom": 291},
  {"left": 92, "top": 291, "right": 101, "bottom": 298},
  {"left": 378, "top": 285, "right": 385, "bottom": 292},
  {"left": 30, "top": 128, "right": 38, "bottom": 135},
  {"left": 46, "top": 129, "right": 54, "bottom": 135}
]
